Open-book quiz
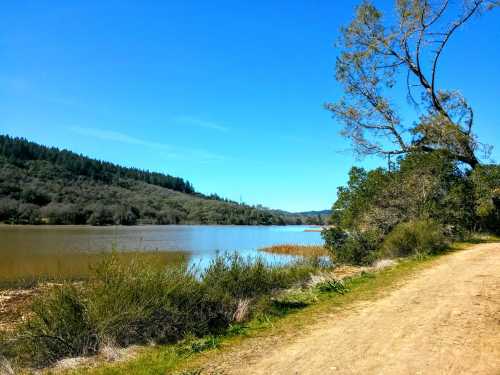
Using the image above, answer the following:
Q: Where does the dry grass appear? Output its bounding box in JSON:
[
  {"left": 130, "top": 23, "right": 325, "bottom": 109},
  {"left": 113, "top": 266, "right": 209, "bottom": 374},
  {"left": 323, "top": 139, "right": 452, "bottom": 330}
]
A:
[{"left": 259, "top": 244, "right": 329, "bottom": 257}]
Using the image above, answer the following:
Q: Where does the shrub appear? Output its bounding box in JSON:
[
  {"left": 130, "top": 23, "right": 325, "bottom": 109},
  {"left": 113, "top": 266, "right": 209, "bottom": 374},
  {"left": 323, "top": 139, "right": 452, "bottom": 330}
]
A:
[
  {"left": 201, "top": 254, "right": 315, "bottom": 299},
  {"left": 87, "top": 255, "right": 234, "bottom": 346},
  {"left": 339, "top": 230, "right": 381, "bottom": 265},
  {"left": 0, "top": 198, "right": 18, "bottom": 222},
  {"left": 470, "top": 165, "right": 500, "bottom": 233},
  {"left": 41, "top": 203, "right": 84, "bottom": 224},
  {"left": 324, "top": 228, "right": 381, "bottom": 265},
  {"left": 11, "top": 253, "right": 318, "bottom": 367},
  {"left": 321, "top": 227, "right": 348, "bottom": 251},
  {"left": 381, "top": 219, "right": 449, "bottom": 258},
  {"left": 17, "top": 285, "right": 98, "bottom": 367},
  {"left": 16, "top": 203, "right": 41, "bottom": 224},
  {"left": 14, "top": 255, "right": 231, "bottom": 366},
  {"left": 87, "top": 205, "right": 114, "bottom": 226},
  {"left": 20, "top": 187, "right": 51, "bottom": 206}
]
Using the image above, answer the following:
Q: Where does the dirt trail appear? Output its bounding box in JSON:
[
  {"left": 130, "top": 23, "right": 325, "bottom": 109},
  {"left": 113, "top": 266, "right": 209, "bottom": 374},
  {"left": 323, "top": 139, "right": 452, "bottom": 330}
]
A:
[{"left": 207, "top": 243, "right": 500, "bottom": 375}]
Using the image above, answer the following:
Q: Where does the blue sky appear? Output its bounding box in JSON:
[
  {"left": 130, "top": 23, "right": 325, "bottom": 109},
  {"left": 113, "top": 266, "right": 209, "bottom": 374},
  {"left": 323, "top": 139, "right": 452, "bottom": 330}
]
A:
[{"left": 1, "top": 1, "right": 499, "bottom": 212}]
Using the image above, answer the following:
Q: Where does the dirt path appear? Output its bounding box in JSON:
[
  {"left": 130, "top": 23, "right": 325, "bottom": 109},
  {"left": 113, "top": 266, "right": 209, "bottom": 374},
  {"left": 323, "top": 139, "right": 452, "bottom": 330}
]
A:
[{"left": 207, "top": 243, "right": 500, "bottom": 375}]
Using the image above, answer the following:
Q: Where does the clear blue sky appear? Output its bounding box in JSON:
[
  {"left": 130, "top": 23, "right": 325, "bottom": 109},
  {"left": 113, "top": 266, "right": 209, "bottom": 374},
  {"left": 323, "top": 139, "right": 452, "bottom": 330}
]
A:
[{"left": 1, "top": 1, "right": 499, "bottom": 212}]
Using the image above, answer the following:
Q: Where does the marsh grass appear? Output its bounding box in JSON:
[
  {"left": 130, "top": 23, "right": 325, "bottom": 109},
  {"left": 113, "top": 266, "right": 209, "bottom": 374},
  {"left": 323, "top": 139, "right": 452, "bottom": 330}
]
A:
[
  {"left": 259, "top": 244, "right": 329, "bottom": 257},
  {"left": 3, "top": 252, "right": 320, "bottom": 368},
  {"left": 201, "top": 253, "right": 318, "bottom": 299},
  {"left": 58, "top": 251, "right": 444, "bottom": 375}
]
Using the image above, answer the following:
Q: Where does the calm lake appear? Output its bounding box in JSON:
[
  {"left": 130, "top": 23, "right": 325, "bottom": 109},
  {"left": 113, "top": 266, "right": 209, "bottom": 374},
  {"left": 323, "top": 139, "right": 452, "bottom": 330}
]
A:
[{"left": 0, "top": 225, "right": 323, "bottom": 284}]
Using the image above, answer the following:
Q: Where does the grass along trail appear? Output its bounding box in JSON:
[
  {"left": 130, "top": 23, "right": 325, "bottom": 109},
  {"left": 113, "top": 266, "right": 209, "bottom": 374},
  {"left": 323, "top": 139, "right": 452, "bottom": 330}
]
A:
[
  {"left": 10, "top": 241, "right": 496, "bottom": 374},
  {"left": 200, "top": 243, "right": 500, "bottom": 375}
]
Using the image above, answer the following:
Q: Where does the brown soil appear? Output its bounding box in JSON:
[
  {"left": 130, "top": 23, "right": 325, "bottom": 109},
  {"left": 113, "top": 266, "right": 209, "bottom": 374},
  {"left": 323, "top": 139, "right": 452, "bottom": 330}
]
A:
[
  {"left": 0, "top": 288, "right": 37, "bottom": 331},
  {"left": 203, "top": 243, "right": 500, "bottom": 375}
]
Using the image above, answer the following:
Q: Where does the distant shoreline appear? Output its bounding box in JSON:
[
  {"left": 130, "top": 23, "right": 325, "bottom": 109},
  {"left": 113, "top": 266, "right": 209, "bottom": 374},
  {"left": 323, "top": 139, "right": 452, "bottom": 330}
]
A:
[{"left": 0, "top": 223, "right": 320, "bottom": 229}]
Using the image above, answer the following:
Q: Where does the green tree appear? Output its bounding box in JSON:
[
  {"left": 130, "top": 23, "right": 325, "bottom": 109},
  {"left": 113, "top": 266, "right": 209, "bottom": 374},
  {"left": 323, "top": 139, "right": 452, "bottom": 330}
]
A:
[
  {"left": 470, "top": 165, "right": 500, "bottom": 232},
  {"left": 326, "top": 0, "right": 498, "bottom": 168},
  {"left": 331, "top": 166, "right": 391, "bottom": 230},
  {"left": 330, "top": 152, "right": 477, "bottom": 235}
]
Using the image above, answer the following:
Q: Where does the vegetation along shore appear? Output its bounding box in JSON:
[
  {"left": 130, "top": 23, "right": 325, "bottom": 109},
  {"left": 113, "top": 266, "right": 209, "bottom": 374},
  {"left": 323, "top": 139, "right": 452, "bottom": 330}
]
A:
[{"left": 1, "top": 0, "right": 499, "bottom": 374}]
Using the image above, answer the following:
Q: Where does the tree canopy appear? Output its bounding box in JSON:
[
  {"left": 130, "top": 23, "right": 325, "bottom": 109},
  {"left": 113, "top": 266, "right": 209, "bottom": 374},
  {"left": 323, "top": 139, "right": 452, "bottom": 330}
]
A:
[{"left": 326, "top": 0, "right": 498, "bottom": 168}]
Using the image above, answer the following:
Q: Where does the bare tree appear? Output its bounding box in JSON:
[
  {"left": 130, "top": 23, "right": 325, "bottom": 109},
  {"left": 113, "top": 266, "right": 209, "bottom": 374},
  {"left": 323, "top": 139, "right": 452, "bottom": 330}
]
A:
[{"left": 326, "top": 0, "right": 498, "bottom": 168}]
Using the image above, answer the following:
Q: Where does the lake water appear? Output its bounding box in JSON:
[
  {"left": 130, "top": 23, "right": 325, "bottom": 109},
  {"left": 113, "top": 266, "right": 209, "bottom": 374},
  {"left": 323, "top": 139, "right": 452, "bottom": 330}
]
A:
[{"left": 0, "top": 225, "right": 323, "bottom": 284}]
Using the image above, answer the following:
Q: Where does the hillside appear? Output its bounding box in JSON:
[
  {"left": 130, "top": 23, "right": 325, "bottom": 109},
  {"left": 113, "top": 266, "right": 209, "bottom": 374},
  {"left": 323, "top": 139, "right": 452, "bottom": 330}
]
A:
[
  {"left": 0, "top": 135, "right": 312, "bottom": 225},
  {"left": 295, "top": 210, "right": 331, "bottom": 222}
]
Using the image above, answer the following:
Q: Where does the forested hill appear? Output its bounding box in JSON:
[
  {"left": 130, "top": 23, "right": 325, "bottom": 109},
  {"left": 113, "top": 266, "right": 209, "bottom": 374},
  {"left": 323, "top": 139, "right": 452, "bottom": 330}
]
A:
[
  {"left": 0, "top": 135, "right": 318, "bottom": 226},
  {"left": 0, "top": 135, "right": 195, "bottom": 194}
]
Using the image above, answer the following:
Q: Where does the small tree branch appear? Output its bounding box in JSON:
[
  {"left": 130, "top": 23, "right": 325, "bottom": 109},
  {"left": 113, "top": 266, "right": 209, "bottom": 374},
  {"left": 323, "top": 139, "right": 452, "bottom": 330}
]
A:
[{"left": 431, "top": 1, "right": 484, "bottom": 109}]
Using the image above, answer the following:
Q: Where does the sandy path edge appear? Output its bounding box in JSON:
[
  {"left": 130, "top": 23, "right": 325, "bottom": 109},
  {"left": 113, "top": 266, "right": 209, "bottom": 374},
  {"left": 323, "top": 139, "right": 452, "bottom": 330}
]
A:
[{"left": 204, "top": 243, "right": 500, "bottom": 375}]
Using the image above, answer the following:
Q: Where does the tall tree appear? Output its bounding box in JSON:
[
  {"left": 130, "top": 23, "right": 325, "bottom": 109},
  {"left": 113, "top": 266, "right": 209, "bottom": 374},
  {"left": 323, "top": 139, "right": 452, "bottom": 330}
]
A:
[{"left": 326, "top": 0, "right": 498, "bottom": 168}]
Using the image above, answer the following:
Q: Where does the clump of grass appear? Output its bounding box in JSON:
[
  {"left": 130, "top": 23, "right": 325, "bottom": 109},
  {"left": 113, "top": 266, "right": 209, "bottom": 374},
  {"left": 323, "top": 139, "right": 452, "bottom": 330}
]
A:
[
  {"left": 178, "top": 335, "right": 221, "bottom": 354},
  {"left": 317, "top": 279, "right": 348, "bottom": 294},
  {"left": 272, "top": 289, "right": 318, "bottom": 309},
  {"left": 19, "top": 285, "right": 98, "bottom": 365},
  {"left": 6, "top": 252, "right": 320, "bottom": 368},
  {"left": 202, "top": 253, "right": 317, "bottom": 299},
  {"left": 259, "top": 244, "right": 329, "bottom": 257}
]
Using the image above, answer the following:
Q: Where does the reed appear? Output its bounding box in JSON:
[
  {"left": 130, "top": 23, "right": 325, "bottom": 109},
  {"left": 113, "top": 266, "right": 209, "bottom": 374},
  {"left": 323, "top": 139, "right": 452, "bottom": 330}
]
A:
[
  {"left": 259, "top": 244, "right": 329, "bottom": 257},
  {"left": 2, "top": 253, "right": 320, "bottom": 368}
]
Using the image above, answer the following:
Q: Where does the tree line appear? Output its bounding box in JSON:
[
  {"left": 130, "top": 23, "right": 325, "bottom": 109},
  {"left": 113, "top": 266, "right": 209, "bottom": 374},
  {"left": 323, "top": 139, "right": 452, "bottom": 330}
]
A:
[
  {"left": 0, "top": 135, "right": 195, "bottom": 194},
  {"left": 324, "top": 152, "right": 499, "bottom": 264}
]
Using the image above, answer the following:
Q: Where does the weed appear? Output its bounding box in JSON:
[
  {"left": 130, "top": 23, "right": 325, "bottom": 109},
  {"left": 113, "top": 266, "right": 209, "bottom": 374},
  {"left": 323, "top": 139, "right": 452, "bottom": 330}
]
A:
[
  {"left": 317, "top": 279, "right": 348, "bottom": 294},
  {"left": 272, "top": 289, "right": 318, "bottom": 309}
]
